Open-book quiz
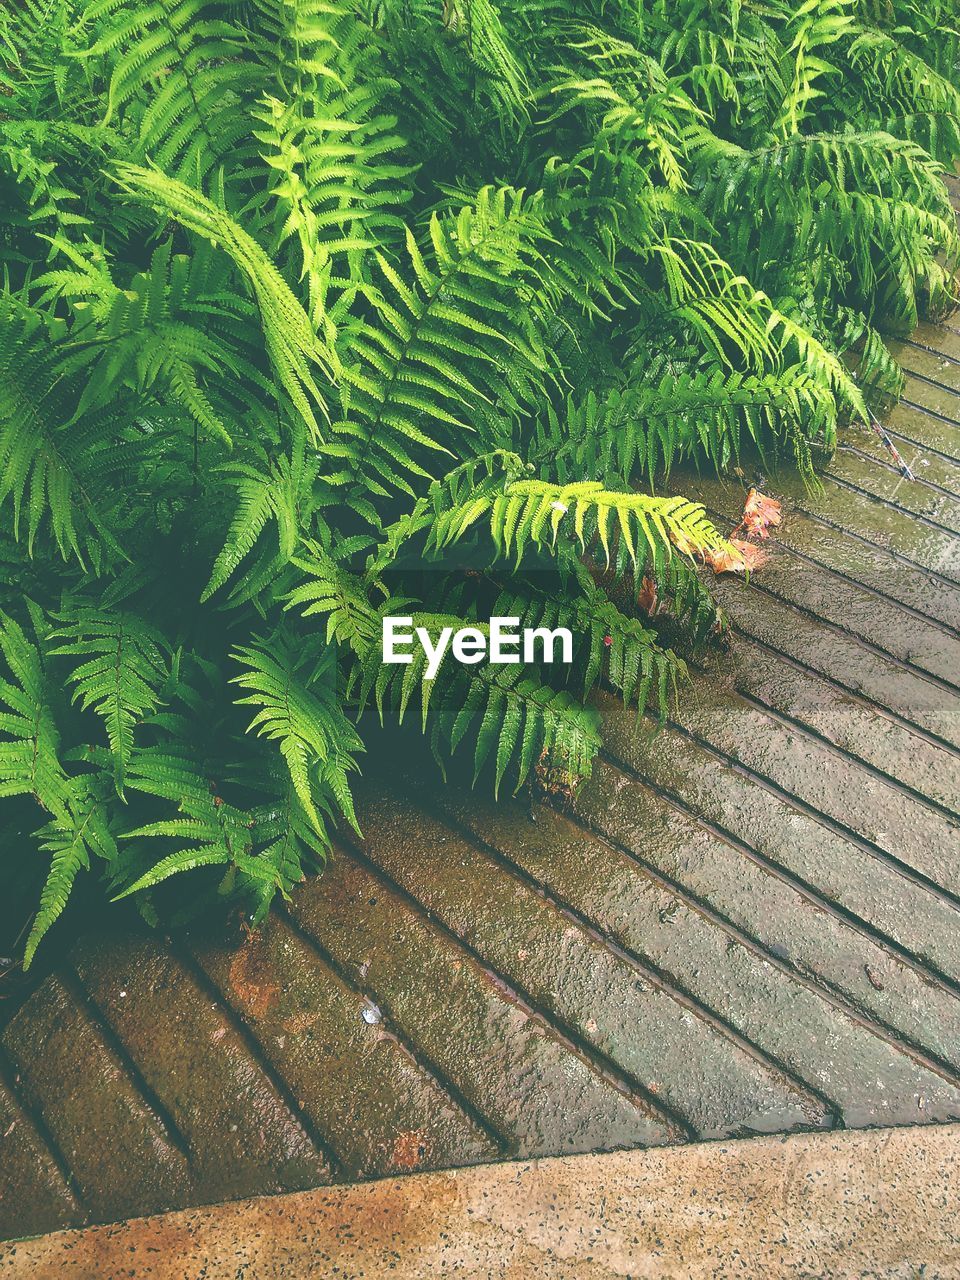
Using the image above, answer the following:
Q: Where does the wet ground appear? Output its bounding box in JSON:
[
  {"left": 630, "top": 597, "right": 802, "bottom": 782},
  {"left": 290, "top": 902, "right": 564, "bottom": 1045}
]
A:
[{"left": 2, "top": 285, "right": 960, "bottom": 1242}]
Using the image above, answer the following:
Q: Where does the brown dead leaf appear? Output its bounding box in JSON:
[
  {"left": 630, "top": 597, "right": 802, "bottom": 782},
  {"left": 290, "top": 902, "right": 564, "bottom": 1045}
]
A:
[
  {"left": 637, "top": 574, "right": 658, "bottom": 615},
  {"left": 737, "top": 487, "right": 782, "bottom": 540},
  {"left": 703, "top": 538, "right": 768, "bottom": 575},
  {"left": 703, "top": 486, "right": 780, "bottom": 576}
]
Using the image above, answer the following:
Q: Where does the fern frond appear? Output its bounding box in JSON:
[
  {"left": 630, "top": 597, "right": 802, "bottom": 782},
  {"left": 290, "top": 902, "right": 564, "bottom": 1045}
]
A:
[
  {"left": 534, "top": 372, "right": 837, "bottom": 486},
  {"left": 230, "top": 633, "right": 361, "bottom": 836},
  {"left": 0, "top": 294, "right": 128, "bottom": 564},
  {"left": 773, "top": 0, "right": 852, "bottom": 138},
  {"left": 111, "top": 164, "right": 335, "bottom": 435},
  {"left": 329, "top": 186, "right": 553, "bottom": 511},
  {"left": 24, "top": 780, "right": 117, "bottom": 967},
  {"left": 202, "top": 428, "right": 321, "bottom": 602},
  {"left": 0, "top": 610, "right": 69, "bottom": 814},
  {"left": 492, "top": 582, "right": 686, "bottom": 720},
  {"left": 357, "top": 614, "right": 602, "bottom": 796},
  {"left": 429, "top": 478, "right": 729, "bottom": 581},
  {"left": 284, "top": 550, "right": 385, "bottom": 655},
  {"left": 48, "top": 606, "right": 170, "bottom": 794},
  {"left": 249, "top": 0, "right": 412, "bottom": 318},
  {"left": 81, "top": 0, "right": 259, "bottom": 180}
]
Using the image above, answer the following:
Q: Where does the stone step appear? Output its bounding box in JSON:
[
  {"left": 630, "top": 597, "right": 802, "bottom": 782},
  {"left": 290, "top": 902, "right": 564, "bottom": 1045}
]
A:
[
  {"left": 840, "top": 422, "right": 960, "bottom": 496},
  {"left": 572, "top": 750, "right": 960, "bottom": 1127},
  {"left": 348, "top": 781, "right": 826, "bottom": 1141},
  {"left": 412, "top": 756, "right": 960, "bottom": 1102},
  {"left": 1, "top": 976, "right": 191, "bottom": 1222},
  {"left": 885, "top": 400, "right": 960, "bottom": 464},
  {"left": 190, "top": 915, "right": 496, "bottom": 1179},
  {"left": 830, "top": 439, "right": 960, "bottom": 535},
  {"left": 286, "top": 851, "right": 672, "bottom": 1158},
  {"left": 677, "top": 471, "right": 960, "bottom": 632},
  {"left": 593, "top": 692, "right": 960, "bottom": 1006},
  {"left": 710, "top": 573, "right": 960, "bottom": 750},
  {"left": 0, "top": 1077, "right": 80, "bottom": 1241},
  {"left": 69, "top": 934, "right": 331, "bottom": 1203},
  {"left": 724, "top": 638, "right": 960, "bottom": 815}
]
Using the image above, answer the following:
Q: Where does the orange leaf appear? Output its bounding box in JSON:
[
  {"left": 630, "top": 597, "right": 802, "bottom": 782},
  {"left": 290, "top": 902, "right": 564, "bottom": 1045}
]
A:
[
  {"left": 703, "top": 538, "right": 768, "bottom": 575},
  {"left": 737, "top": 488, "right": 781, "bottom": 540}
]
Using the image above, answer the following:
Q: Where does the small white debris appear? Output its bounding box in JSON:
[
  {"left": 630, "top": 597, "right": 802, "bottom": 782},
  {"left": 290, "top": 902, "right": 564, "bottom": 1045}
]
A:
[
  {"left": 119, "top": 991, "right": 127, "bottom": 998},
  {"left": 361, "top": 1002, "right": 382, "bottom": 1026},
  {"left": 550, "top": 501, "right": 568, "bottom": 514}
]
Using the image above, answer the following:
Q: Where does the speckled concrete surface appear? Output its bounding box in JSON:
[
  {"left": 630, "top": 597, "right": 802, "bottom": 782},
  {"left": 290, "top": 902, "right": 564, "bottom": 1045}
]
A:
[{"left": 2, "top": 1123, "right": 957, "bottom": 1278}]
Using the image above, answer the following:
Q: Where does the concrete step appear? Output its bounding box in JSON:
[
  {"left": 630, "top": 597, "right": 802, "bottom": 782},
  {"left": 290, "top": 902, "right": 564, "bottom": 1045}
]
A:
[{"left": 4, "top": 1124, "right": 958, "bottom": 1280}]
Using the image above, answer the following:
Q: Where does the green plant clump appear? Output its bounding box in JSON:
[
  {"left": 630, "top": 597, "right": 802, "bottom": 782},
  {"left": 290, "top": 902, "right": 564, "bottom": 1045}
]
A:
[{"left": 0, "top": 0, "right": 957, "bottom": 963}]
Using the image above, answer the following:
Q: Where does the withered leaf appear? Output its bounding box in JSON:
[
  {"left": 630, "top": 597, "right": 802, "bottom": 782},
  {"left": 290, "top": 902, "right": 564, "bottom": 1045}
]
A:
[{"left": 703, "top": 538, "right": 768, "bottom": 575}]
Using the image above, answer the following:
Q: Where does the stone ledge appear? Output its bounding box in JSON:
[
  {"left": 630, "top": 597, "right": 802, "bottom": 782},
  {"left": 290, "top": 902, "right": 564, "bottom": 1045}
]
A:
[{"left": 3, "top": 1122, "right": 958, "bottom": 1279}]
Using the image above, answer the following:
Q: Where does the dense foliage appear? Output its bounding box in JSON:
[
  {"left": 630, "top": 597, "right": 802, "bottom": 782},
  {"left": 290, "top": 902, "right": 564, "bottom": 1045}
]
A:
[{"left": 0, "top": 0, "right": 958, "bottom": 963}]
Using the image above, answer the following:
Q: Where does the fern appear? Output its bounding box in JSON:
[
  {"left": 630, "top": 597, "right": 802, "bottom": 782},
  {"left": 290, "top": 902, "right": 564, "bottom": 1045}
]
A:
[
  {"left": 0, "top": 610, "right": 119, "bottom": 965},
  {"left": 230, "top": 633, "right": 361, "bottom": 837},
  {"left": 492, "top": 583, "right": 686, "bottom": 720},
  {"left": 250, "top": 0, "right": 412, "bottom": 318},
  {"left": 328, "top": 186, "right": 553, "bottom": 513},
  {"left": 356, "top": 615, "right": 602, "bottom": 797},
  {"left": 25, "top": 781, "right": 118, "bottom": 966},
  {"left": 0, "top": 611, "right": 70, "bottom": 817},
  {"left": 81, "top": 0, "right": 260, "bottom": 181},
  {"left": 429, "top": 479, "right": 729, "bottom": 579},
  {"left": 111, "top": 164, "right": 336, "bottom": 434},
  {"left": 47, "top": 606, "right": 170, "bottom": 794}
]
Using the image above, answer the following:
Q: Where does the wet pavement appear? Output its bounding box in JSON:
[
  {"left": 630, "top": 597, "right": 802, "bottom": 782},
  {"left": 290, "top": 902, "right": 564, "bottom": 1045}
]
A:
[{"left": 2, "top": 320, "right": 960, "bottom": 1241}]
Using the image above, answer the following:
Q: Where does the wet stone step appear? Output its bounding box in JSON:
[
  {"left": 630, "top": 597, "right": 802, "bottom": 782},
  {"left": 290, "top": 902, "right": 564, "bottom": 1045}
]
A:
[
  {"left": 885, "top": 401, "right": 960, "bottom": 464},
  {"left": 407, "top": 761, "right": 960, "bottom": 1102},
  {"left": 190, "top": 916, "right": 495, "bottom": 1179},
  {"left": 839, "top": 421, "right": 960, "bottom": 506},
  {"left": 674, "top": 472, "right": 960, "bottom": 633},
  {"left": 708, "top": 572, "right": 960, "bottom": 751},
  {"left": 719, "top": 542, "right": 960, "bottom": 690},
  {"left": 592, "top": 693, "right": 960, "bottom": 992},
  {"left": 650, "top": 665, "right": 960, "bottom": 894},
  {"left": 69, "top": 934, "right": 331, "bottom": 1203},
  {"left": 350, "top": 780, "right": 825, "bottom": 1142},
  {"left": 286, "top": 850, "right": 668, "bottom": 1158},
  {"left": 829, "top": 446, "right": 960, "bottom": 536},
  {"left": 890, "top": 337, "right": 960, "bottom": 392},
  {"left": 0, "top": 1076, "right": 81, "bottom": 1241},
  {"left": 901, "top": 373, "right": 960, "bottom": 432},
  {"left": 722, "top": 639, "right": 960, "bottom": 816},
  {"left": 568, "top": 758, "right": 960, "bottom": 1128},
  {"left": 797, "top": 478, "right": 960, "bottom": 584},
  {"left": 900, "top": 322, "right": 960, "bottom": 365},
  {"left": 1, "top": 974, "right": 191, "bottom": 1222}
]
